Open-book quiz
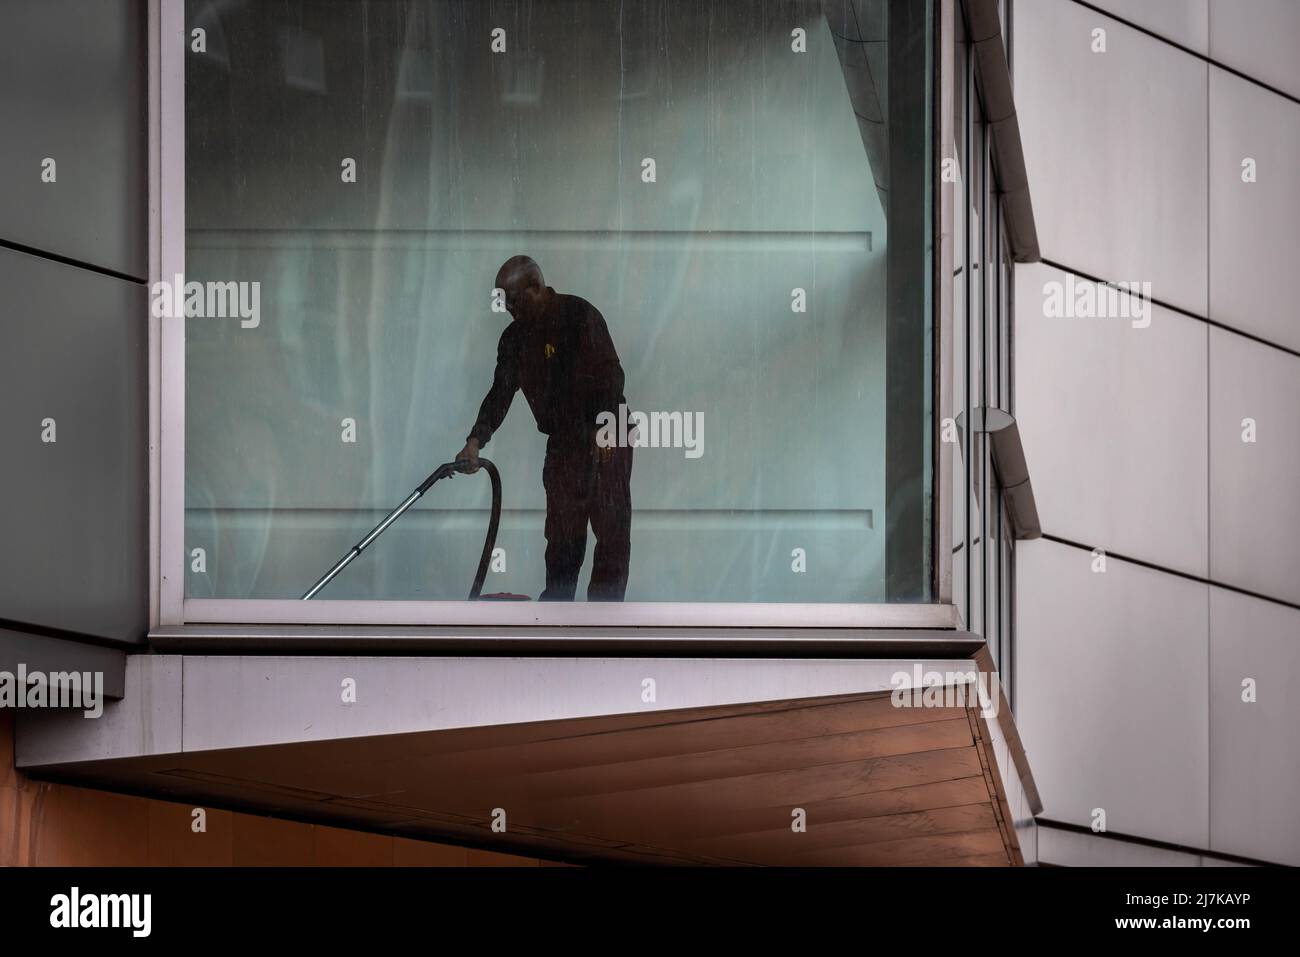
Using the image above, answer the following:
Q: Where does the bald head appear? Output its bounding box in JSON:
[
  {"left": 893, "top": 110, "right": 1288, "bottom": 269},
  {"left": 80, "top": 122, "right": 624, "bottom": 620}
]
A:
[
  {"left": 496, "top": 255, "right": 542, "bottom": 291},
  {"left": 496, "top": 256, "right": 548, "bottom": 321}
]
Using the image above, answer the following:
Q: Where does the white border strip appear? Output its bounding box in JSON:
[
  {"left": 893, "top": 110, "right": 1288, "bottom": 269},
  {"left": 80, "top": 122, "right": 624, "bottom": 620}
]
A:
[
  {"left": 147, "top": 0, "right": 161, "bottom": 627},
  {"left": 158, "top": 0, "right": 186, "bottom": 624},
  {"left": 937, "top": 0, "right": 955, "bottom": 605},
  {"left": 183, "top": 599, "right": 963, "bottom": 629}
]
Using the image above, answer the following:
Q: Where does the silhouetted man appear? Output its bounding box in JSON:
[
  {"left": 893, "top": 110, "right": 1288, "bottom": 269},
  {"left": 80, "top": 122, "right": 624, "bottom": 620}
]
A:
[{"left": 457, "top": 256, "right": 633, "bottom": 601}]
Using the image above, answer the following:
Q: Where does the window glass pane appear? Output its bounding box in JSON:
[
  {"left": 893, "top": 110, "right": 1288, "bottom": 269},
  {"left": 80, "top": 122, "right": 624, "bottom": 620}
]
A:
[
  {"left": 183, "top": 0, "right": 933, "bottom": 603},
  {"left": 1001, "top": 252, "right": 1013, "bottom": 411},
  {"left": 952, "top": 18, "right": 969, "bottom": 621},
  {"left": 962, "top": 61, "right": 984, "bottom": 627}
]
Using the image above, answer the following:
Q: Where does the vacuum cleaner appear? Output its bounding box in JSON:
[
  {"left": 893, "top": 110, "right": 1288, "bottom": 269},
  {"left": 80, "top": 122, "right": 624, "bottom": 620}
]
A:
[{"left": 301, "top": 457, "right": 516, "bottom": 600}]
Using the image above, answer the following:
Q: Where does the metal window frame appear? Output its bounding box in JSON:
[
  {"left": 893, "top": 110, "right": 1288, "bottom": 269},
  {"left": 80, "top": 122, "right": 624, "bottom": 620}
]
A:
[
  {"left": 149, "top": 0, "right": 959, "bottom": 633},
  {"left": 949, "top": 0, "right": 1038, "bottom": 707},
  {"left": 936, "top": 0, "right": 957, "bottom": 607},
  {"left": 150, "top": 0, "right": 187, "bottom": 628}
]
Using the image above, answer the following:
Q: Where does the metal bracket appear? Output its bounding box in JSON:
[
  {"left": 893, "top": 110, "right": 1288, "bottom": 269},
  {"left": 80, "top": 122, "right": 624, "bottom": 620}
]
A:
[{"left": 957, "top": 407, "right": 1042, "bottom": 540}]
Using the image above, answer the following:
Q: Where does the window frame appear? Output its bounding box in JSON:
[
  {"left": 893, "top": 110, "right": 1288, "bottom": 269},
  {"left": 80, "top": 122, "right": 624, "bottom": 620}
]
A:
[
  {"left": 947, "top": 0, "right": 1023, "bottom": 701},
  {"left": 148, "top": 0, "right": 957, "bottom": 631}
]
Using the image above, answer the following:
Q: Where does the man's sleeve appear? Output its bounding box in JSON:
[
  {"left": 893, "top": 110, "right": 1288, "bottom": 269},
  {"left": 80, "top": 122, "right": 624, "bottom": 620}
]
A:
[
  {"left": 577, "top": 305, "right": 625, "bottom": 424},
  {"left": 467, "top": 327, "right": 519, "bottom": 448}
]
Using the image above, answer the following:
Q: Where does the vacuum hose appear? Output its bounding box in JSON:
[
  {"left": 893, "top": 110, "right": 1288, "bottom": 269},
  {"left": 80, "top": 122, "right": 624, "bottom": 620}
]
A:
[
  {"left": 462, "top": 459, "right": 501, "bottom": 600},
  {"left": 301, "top": 457, "right": 502, "bottom": 600}
]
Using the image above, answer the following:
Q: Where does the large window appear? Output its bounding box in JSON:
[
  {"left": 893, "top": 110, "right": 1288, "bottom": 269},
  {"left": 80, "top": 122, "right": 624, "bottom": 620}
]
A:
[{"left": 172, "top": 0, "right": 935, "bottom": 619}]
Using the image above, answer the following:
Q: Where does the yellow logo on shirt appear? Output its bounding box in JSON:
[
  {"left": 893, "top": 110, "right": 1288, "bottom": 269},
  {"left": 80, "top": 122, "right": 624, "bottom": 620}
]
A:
[{"left": 544, "top": 343, "right": 556, "bottom": 358}]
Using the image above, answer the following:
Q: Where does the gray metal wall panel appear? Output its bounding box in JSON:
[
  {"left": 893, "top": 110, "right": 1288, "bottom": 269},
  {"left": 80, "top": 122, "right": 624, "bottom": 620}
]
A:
[
  {"left": 1209, "top": 588, "right": 1300, "bottom": 865},
  {"left": 1208, "top": 0, "right": 1300, "bottom": 100},
  {"left": 1209, "top": 328, "right": 1300, "bottom": 606},
  {"left": 0, "top": 0, "right": 147, "bottom": 278},
  {"left": 0, "top": 628, "right": 127, "bottom": 699},
  {"left": 0, "top": 247, "right": 148, "bottom": 644},
  {"left": 1014, "top": 262, "right": 1208, "bottom": 576},
  {"left": 16, "top": 655, "right": 182, "bottom": 766},
  {"left": 1038, "top": 825, "right": 1203, "bottom": 866},
  {"left": 1015, "top": 538, "right": 1210, "bottom": 850},
  {"left": 1082, "top": 0, "right": 1209, "bottom": 54},
  {"left": 1209, "top": 68, "right": 1300, "bottom": 354},
  {"left": 1015, "top": 0, "right": 1208, "bottom": 315}
]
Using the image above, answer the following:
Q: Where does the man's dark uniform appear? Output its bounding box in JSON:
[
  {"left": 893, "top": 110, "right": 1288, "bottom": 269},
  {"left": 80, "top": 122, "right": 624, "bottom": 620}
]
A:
[{"left": 467, "top": 288, "right": 633, "bottom": 601}]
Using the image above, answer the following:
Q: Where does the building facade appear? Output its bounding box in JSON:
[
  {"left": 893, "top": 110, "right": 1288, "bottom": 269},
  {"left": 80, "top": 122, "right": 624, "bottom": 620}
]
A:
[
  {"left": 1010, "top": 0, "right": 1300, "bottom": 867},
  {"left": 2, "top": 0, "right": 1293, "bottom": 868}
]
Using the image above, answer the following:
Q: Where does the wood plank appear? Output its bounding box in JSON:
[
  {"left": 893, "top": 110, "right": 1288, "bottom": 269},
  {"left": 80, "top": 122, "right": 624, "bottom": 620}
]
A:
[
  {"left": 690, "top": 802, "right": 1000, "bottom": 861},
  {"left": 430, "top": 695, "right": 965, "bottom": 780},
  {"left": 496, "top": 717, "right": 975, "bottom": 801},
  {"left": 784, "top": 828, "right": 1009, "bottom": 866},
  {"left": 194, "top": 693, "right": 959, "bottom": 799},
  {"left": 398, "top": 746, "right": 990, "bottom": 828},
  {"left": 146, "top": 800, "right": 234, "bottom": 866},
  {"left": 519, "top": 776, "right": 995, "bottom": 842}
]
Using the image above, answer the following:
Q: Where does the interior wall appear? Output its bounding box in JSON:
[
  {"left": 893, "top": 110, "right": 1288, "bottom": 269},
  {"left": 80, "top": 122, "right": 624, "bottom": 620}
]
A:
[{"left": 182, "top": 0, "right": 891, "bottom": 602}]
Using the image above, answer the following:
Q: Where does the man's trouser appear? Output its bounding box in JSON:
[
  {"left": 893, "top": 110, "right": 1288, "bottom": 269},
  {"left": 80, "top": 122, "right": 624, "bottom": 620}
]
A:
[{"left": 538, "top": 436, "right": 633, "bottom": 602}]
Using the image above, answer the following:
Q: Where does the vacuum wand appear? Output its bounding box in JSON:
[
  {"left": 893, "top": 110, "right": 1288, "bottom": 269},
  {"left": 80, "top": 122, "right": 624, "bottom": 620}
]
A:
[{"left": 301, "top": 457, "right": 502, "bottom": 600}]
